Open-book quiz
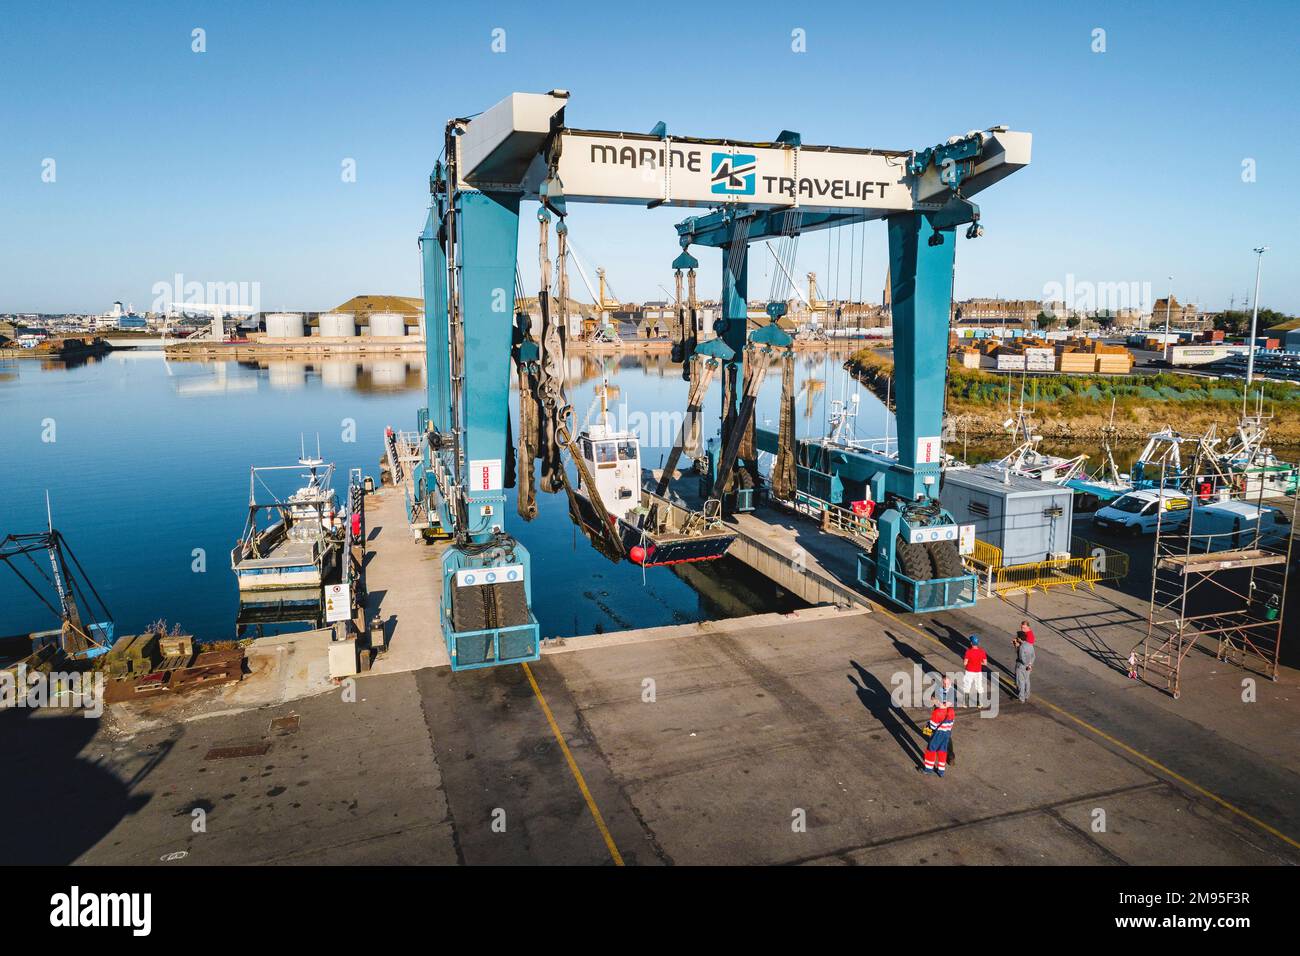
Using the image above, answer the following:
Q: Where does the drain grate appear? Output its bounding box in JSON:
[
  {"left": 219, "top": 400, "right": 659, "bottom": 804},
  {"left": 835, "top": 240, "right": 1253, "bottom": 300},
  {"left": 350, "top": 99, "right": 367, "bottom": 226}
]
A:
[
  {"left": 204, "top": 740, "right": 271, "bottom": 760},
  {"left": 268, "top": 714, "right": 300, "bottom": 736}
]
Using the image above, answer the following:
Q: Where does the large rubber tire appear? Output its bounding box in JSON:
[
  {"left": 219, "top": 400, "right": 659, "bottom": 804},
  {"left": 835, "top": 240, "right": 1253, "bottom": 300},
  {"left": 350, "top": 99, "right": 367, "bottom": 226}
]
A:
[
  {"left": 927, "top": 540, "right": 964, "bottom": 579},
  {"left": 897, "top": 536, "right": 933, "bottom": 581}
]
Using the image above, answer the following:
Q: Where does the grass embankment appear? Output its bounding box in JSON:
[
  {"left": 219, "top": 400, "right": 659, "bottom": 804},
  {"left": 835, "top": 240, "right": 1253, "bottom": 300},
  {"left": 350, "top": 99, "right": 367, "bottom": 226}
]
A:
[{"left": 847, "top": 349, "right": 1300, "bottom": 443}]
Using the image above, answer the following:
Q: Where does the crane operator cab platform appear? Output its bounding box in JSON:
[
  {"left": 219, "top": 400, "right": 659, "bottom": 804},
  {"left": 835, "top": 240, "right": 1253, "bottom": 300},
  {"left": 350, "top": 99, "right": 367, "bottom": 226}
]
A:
[{"left": 571, "top": 413, "right": 736, "bottom": 568}]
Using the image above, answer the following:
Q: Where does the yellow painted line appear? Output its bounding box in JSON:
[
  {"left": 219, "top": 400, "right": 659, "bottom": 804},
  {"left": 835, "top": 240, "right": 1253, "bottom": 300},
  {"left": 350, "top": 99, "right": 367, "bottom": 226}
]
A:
[
  {"left": 522, "top": 661, "right": 625, "bottom": 866},
  {"left": 869, "top": 601, "right": 1300, "bottom": 853}
]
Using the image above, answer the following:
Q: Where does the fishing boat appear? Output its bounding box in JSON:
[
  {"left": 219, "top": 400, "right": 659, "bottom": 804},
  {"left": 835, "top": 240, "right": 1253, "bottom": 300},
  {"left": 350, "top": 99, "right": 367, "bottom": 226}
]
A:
[
  {"left": 1219, "top": 412, "right": 1299, "bottom": 496},
  {"left": 231, "top": 441, "right": 344, "bottom": 623},
  {"left": 1065, "top": 401, "right": 1133, "bottom": 510},
  {"left": 985, "top": 411, "right": 1087, "bottom": 484},
  {"left": 570, "top": 387, "right": 735, "bottom": 566},
  {"left": 1, "top": 496, "right": 117, "bottom": 664}
]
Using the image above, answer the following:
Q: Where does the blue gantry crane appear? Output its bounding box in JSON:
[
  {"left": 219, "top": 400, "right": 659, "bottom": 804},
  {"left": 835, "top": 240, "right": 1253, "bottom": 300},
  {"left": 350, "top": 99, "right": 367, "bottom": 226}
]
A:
[{"left": 414, "top": 90, "right": 1031, "bottom": 669}]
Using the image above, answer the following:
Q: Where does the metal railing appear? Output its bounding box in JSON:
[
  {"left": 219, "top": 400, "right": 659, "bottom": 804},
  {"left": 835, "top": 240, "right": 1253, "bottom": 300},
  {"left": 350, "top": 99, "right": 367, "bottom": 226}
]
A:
[
  {"left": 969, "top": 539, "right": 1003, "bottom": 570},
  {"left": 818, "top": 502, "right": 879, "bottom": 544},
  {"left": 986, "top": 537, "right": 1129, "bottom": 594}
]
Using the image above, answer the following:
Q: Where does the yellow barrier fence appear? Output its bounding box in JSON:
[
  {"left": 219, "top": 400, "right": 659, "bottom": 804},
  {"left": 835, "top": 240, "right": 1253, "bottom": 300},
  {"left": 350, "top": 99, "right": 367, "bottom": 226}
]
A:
[{"left": 987, "top": 539, "right": 1129, "bottom": 594}]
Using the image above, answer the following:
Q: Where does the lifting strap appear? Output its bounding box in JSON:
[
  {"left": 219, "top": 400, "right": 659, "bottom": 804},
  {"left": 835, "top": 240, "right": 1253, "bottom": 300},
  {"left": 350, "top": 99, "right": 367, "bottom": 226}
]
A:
[
  {"left": 770, "top": 350, "right": 797, "bottom": 501},
  {"left": 716, "top": 345, "right": 774, "bottom": 494},
  {"left": 556, "top": 416, "right": 626, "bottom": 560},
  {"left": 539, "top": 223, "right": 567, "bottom": 494},
  {"left": 654, "top": 354, "right": 719, "bottom": 500}
]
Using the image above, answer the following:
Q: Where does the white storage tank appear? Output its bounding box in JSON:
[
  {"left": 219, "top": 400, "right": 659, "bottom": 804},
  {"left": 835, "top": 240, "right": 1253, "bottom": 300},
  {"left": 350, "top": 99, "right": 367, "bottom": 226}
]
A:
[
  {"left": 265, "top": 312, "right": 305, "bottom": 338},
  {"left": 319, "top": 312, "right": 357, "bottom": 337},
  {"left": 368, "top": 312, "right": 407, "bottom": 337}
]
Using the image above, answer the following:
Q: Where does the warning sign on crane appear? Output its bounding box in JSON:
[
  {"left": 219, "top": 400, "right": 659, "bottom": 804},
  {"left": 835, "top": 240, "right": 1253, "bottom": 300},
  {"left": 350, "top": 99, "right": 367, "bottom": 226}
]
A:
[
  {"left": 469, "top": 459, "right": 503, "bottom": 492},
  {"left": 916, "top": 436, "right": 942, "bottom": 464}
]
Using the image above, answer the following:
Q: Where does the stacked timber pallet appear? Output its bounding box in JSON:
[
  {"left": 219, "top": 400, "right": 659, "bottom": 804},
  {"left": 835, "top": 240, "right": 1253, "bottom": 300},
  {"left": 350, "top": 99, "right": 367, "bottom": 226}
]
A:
[
  {"left": 101, "top": 633, "right": 160, "bottom": 679},
  {"left": 100, "top": 631, "right": 243, "bottom": 704},
  {"left": 1024, "top": 346, "right": 1055, "bottom": 371},
  {"left": 995, "top": 345, "right": 1025, "bottom": 371},
  {"left": 1094, "top": 342, "right": 1133, "bottom": 373},
  {"left": 1057, "top": 347, "right": 1098, "bottom": 373}
]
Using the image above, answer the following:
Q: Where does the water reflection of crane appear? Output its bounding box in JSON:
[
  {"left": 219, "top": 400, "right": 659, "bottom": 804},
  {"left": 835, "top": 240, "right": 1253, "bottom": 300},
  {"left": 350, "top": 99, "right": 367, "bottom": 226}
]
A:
[{"left": 800, "top": 378, "right": 825, "bottom": 420}]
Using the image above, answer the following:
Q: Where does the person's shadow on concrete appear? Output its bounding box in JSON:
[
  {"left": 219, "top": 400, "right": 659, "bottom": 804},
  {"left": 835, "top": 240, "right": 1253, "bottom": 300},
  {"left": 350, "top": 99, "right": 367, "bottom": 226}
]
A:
[
  {"left": 848, "top": 660, "right": 926, "bottom": 768},
  {"left": 885, "top": 632, "right": 958, "bottom": 767}
]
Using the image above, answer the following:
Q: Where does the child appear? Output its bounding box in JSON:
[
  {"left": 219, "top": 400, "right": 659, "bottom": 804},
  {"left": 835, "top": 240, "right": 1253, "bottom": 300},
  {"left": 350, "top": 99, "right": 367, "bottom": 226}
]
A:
[{"left": 1127, "top": 650, "right": 1138, "bottom": 680}]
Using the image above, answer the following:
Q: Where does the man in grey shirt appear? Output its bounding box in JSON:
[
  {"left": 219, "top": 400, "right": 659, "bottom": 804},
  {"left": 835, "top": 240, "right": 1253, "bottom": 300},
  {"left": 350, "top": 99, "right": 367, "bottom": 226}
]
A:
[{"left": 1016, "top": 636, "right": 1036, "bottom": 703}]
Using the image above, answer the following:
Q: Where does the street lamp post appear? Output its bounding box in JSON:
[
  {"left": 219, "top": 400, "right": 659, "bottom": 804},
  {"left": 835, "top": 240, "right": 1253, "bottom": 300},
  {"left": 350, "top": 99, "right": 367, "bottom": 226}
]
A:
[{"left": 1245, "top": 246, "right": 1268, "bottom": 389}]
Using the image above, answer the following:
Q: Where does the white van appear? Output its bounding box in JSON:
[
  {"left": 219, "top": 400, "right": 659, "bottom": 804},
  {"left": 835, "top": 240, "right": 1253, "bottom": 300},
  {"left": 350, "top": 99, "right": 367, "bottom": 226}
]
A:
[
  {"left": 1187, "top": 501, "right": 1291, "bottom": 552},
  {"left": 1092, "top": 489, "right": 1192, "bottom": 535}
]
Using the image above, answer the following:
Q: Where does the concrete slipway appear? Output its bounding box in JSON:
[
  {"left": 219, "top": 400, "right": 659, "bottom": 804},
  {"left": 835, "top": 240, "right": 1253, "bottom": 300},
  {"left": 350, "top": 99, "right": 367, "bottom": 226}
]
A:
[{"left": 5, "top": 486, "right": 1298, "bottom": 866}]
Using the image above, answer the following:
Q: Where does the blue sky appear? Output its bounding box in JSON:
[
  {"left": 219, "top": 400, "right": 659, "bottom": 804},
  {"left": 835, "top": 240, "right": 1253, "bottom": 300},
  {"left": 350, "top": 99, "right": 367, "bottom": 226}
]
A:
[{"left": 1, "top": 0, "right": 1296, "bottom": 314}]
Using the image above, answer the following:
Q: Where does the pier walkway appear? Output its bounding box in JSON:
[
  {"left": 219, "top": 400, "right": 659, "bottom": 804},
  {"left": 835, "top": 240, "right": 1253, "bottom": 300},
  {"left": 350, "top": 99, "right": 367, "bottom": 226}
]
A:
[{"left": 362, "top": 484, "right": 448, "bottom": 672}]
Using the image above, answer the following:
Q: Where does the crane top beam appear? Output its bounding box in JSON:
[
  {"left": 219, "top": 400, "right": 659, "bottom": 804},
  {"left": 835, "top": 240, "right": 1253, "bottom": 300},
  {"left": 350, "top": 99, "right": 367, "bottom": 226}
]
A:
[{"left": 451, "top": 91, "right": 1031, "bottom": 224}]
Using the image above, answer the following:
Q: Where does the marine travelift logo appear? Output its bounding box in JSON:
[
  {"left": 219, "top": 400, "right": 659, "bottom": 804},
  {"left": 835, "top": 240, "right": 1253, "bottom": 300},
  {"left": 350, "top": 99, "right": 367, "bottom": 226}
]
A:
[
  {"left": 711, "top": 152, "right": 756, "bottom": 195},
  {"left": 50, "top": 886, "right": 152, "bottom": 936}
]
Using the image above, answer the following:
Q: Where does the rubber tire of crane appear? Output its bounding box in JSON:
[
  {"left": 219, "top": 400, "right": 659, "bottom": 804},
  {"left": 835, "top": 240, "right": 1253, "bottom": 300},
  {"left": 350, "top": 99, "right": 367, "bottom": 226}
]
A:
[
  {"left": 450, "top": 585, "right": 489, "bottom": 634},
  {"left": 897, "top": 536, "right": 933, "bottom": 581},
  {"left": 927, "top": 540, "right": 964, "bottom": 580}
]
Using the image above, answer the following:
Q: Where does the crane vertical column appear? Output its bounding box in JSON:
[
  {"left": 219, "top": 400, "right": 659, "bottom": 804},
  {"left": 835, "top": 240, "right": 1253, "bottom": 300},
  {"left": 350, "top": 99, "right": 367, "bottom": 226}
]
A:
[
  {"left": 885, "top": 211, "right": 954, "bottom": 502},
  {"left": 457, "top": 190, "right": 521, "bottom": 542},
  {"left": 434, "top": 186, "right": 539, "bottom": 670}
]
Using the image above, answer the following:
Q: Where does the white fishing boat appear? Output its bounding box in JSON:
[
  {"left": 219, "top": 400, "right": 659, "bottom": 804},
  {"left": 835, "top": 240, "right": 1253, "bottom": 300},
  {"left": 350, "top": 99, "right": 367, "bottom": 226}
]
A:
[
  {"left": 986, "top": 411, "right": 1087, "bottom": 484},
  {"left": 1219, "top": 411, "right": 1299, "bottom": 496},
  {"left": 569, "top": 385, "right": 735, "bottom": 566},
  {"left": 231, "top": 441, "right": 344, "bottom": 620}
]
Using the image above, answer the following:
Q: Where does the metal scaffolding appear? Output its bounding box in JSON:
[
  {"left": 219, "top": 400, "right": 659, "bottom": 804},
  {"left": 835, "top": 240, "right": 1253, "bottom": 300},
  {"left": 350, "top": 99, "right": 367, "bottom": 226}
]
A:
[{"left": 1139, "top": 434, "right": 1296, "bottom": 699}]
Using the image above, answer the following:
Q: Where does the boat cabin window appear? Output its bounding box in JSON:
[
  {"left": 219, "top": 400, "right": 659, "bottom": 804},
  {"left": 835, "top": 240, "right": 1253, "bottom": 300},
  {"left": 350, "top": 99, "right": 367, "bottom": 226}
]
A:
[
  {"left": 595, "top": 442, "right": 618, "bottom": 466},
  {"left": 581, "top": 438, "right": 594, "bottom": 461},
  {"left": 617, "top": 440, "right": 638, "bottom": 462}
]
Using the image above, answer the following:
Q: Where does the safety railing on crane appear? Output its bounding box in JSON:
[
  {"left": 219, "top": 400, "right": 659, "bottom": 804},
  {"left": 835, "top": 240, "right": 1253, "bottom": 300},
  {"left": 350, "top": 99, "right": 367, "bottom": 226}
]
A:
[{"left": 816, "top": 500, "right": 879, "bottom": 545}]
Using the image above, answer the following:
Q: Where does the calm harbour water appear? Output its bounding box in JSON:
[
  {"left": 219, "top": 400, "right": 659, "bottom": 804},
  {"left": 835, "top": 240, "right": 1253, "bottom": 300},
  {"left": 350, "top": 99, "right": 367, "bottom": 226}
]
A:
[{"left": 0, "top": 348, "right": 882, "bottom": 642}]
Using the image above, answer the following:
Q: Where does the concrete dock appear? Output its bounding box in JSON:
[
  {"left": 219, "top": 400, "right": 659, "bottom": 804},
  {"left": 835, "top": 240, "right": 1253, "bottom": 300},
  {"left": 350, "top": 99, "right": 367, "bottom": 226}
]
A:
[
  {"left": 14, "top": 584, "right": 1297, "bottom": 865},
  {"left": 10, "top": 479, "right": 1298, "bottom": 866}
]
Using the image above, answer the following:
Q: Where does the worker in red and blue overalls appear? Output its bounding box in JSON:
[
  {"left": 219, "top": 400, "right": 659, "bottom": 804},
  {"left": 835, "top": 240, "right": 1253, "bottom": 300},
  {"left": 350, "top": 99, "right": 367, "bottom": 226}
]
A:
[{"left": 921, "top": 701, "right": 956, "bottom": 777}]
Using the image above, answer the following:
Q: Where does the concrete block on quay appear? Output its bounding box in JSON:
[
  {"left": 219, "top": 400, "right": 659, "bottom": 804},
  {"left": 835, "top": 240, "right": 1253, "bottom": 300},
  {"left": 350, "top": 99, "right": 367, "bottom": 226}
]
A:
[{"left": 328, "top": 636, "right": 359, "bottom": 679}]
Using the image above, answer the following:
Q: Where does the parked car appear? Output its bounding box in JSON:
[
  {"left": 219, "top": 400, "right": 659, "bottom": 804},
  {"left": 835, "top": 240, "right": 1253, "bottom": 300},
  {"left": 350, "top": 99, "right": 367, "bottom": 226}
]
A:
[{"left": 1092, "top": 489, "right": 1192, "bottom": 535}]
